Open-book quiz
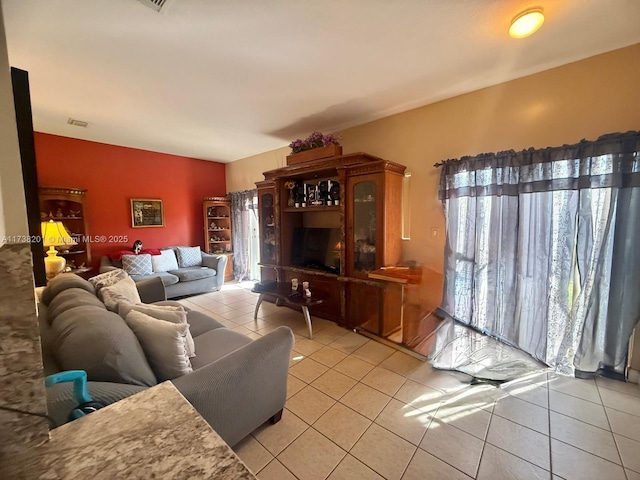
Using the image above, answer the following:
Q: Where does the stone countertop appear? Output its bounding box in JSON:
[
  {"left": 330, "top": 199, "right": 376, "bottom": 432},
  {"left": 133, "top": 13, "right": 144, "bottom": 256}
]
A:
[{"left": 3, "top": 382, "right": 256, "bottom": 479}]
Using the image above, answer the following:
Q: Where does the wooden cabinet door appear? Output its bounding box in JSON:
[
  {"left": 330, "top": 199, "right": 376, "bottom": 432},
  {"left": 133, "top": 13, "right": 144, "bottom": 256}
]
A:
[
  {"left": 257, "top": 186, "right": 277, "bottom": 268},
  {"left": 345, "top": 281, "right": 382, "bottom": 332},
  {"left": 346, "top": 173, "right": 383, "bottom": 278}
]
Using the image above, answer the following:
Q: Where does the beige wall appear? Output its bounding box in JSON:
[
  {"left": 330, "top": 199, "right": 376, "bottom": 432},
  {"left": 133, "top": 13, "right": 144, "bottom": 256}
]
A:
[
  {"left": 226, "top": 146, "right": 290, "bottom": 193},
  {"left": 226, "top": 43, "right": 640, "bottom": 273},
  {"left": 0, "top": 2, "right": 28, "bottom": 244}
]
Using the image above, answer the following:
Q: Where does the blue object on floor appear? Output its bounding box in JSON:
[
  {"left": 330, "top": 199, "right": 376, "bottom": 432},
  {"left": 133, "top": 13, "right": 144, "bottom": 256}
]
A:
[{"left": 45, "top": 370, "right": 104, "bottom": 421}]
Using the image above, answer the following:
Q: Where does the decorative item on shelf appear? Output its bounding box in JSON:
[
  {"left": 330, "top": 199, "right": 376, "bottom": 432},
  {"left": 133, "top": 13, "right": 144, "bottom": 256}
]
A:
[
  {"left": 294, "top": 183, "right": 305, "bottom": 207},
  {"left": 69, "top": 209, "right": 81, "bottom": 218},
  {"left": 41, "top": 219, "right": 77, "bottom": 279},
  {"left": 318, "top": 181, "right": 330, "bottom": 205},
  {"left": 305, "top": 182, "right": 324, "bottom": 206},
  {"left": 284, "top": 180, "right": 296, "bottom": 207},
  {"left": 329, "top": 181, "right": 340, "bottom": 206},
  {"left": 291, "top": 278, "right": 299, "bottom": 290},
  {"left": 302, "top": 281, "right": 311, "bottom": 298},
  {"left": 287, "top": 131, "right": 342, "bottom": 166}
]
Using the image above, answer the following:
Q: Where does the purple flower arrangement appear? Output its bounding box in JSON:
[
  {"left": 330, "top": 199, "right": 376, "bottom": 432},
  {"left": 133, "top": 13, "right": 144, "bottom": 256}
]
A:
[{"left": 289, "top": 131, "right": 341, "bottom": 154}]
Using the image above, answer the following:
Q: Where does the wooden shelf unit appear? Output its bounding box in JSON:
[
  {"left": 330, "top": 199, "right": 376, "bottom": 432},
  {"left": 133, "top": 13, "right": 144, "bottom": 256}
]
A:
[
  {"left": 203, "top": 197, "right": 233, "bottom": 282},
  {"left": 256, "top": 152, "right": 406, "bottom": 333},
  {"left": 39, "top": 186, "right": 92, "bottom": 278}
]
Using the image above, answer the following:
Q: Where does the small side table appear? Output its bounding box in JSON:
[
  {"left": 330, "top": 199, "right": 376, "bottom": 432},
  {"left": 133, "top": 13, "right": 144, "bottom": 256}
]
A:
[{"left": 251, "top": 282, "right": 324, "bottom": 339}]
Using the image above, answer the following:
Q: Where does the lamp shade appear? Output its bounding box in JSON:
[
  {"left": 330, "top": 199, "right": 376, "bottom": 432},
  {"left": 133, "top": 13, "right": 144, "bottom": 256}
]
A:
[
  {"left": 41, "top": 220, "right": 77, "bottom": 279},
  {"left": 41, "top": 220, "right": 77, "bottom": 247}
]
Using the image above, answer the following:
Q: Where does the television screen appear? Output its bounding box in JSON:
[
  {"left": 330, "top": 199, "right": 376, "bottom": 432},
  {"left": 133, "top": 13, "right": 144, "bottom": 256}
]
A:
[{"left": 291, "top": 227, "right": 341, "bottom": 274}]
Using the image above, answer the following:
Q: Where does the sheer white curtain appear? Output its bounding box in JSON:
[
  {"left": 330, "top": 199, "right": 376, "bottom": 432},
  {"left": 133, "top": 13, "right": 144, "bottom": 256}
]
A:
[
  {"left": 229, "top": 190, "right": 258, "bottom": 282},
  {"left": 440, "top": 132, "right": 640, "bottom": 377}
]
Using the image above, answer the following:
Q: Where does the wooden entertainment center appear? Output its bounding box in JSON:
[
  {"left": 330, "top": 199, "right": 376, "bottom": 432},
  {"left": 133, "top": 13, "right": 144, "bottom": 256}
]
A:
[{"left": 256, "top": 152, "right": 406, "bottom": 336}]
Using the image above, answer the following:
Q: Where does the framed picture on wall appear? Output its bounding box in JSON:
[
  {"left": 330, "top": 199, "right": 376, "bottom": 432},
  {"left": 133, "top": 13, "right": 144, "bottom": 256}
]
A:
[{"left": 131, "top": 198, "right": 164, "bottom": 228}]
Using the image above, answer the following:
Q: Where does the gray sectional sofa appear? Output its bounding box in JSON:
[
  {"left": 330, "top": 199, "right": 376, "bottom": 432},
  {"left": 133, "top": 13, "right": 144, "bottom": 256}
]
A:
[
  {"left": 100, "top": 246, "right": 228, "bottom": 298},
  {"left": 39, "top": 273, "right": 294, "bottom": 447}
]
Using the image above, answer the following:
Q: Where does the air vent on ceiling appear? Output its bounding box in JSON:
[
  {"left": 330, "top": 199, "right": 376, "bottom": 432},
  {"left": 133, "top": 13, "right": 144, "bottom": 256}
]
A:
[
  {"left": 67, "top": 118, "right": 88, "bottom": 128},
  {"left": 137, "top": 0, "right": 173, "bottom": 13}
]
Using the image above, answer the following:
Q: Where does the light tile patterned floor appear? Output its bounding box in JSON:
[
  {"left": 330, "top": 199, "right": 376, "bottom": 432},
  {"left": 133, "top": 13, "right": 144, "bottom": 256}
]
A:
[{"left": 181, "top": 283, "right": 640, "bottom": 480}]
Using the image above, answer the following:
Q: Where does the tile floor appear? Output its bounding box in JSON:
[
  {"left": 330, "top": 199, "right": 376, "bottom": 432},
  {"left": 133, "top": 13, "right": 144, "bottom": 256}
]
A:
[{"left": 179, "top": 283, "right": 640, "bottom": 480}]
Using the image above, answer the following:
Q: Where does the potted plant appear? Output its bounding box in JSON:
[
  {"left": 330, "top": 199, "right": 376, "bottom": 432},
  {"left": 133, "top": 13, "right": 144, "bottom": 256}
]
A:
[{"left": 287, "top": 131, "right": 342, "bottom": 165}]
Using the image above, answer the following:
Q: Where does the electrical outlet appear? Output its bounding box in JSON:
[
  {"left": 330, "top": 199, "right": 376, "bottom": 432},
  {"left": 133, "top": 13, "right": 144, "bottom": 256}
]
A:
[{"left": 431, "top": 228, "right": 439, "bottom": 238}]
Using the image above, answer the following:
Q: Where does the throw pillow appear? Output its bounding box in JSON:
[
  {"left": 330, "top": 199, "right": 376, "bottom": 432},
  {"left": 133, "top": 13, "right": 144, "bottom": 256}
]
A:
[
  {"left": 125, "top": 310, "right": 193, "bottom": 381},
  {"left": 99, "top": 276, "right": 141, "bottom": 312},
  {"left": 88, "top": 269, "right": 128, "bottom": 293},
  {"left": 118, "top": 303, "right": 195, "bottom": 358},
  {"left": 122, "top": 254, "right": 153, "bottom": 276},
  {"left": 51, "top": 305, "right": 157, "bottom": 387},
  {"left": 151, "top": 249, "right": 179, "bottom": 273},
  {"left": 176, "top": 246, "right": 202, "bottom": 268}
]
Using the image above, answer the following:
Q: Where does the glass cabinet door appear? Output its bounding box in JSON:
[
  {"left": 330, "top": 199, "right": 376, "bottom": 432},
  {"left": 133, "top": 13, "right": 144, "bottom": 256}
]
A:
[
  {"left": 352, "top": 181, "right": 377, "bottom": 273},
  {"left": 260, "top": 192, "right": 276, "bottom": 264}
]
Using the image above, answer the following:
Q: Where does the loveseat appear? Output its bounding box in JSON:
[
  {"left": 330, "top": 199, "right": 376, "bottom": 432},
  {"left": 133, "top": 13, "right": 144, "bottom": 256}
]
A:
[
  {"left": 100, "top": 246, "right": 227, "bottom": 298},
  {"left": 39, "top": 273, "right": 294, "bottom": 447}
]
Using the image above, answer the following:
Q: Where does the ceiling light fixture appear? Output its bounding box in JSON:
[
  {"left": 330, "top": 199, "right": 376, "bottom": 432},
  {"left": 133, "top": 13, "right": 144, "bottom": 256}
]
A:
[{"left": 509, "top": 7, "right": 545, "bottom": 38}]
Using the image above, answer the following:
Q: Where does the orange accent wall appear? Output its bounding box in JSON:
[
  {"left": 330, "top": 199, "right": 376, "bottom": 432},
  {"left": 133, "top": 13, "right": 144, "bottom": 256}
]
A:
[{"left": 34, "top": 133, "right": 226, "bottom": 270}]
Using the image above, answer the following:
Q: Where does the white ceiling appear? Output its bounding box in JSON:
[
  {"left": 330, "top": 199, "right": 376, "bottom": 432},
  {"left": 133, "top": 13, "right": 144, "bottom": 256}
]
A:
[{"left": 3, "top": 0, "right": 640, "bottom": 163}]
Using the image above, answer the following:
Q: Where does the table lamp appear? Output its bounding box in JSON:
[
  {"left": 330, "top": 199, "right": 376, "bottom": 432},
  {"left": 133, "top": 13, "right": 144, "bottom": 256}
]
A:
[{"left": 41, "top": 219, "right": 77, "bottom": 279}]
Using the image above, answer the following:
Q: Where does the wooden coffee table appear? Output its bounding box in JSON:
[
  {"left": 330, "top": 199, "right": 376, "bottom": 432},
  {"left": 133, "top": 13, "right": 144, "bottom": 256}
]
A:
[{"left": 251, "top": 282, "right": 324, "bottom": 339}]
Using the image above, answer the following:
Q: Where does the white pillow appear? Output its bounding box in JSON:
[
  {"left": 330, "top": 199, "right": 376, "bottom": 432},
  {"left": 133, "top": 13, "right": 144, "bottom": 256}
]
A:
[
  {"left": 176, "top": 246, "right": 202, "bottom": 268},
  {"left": 122, "top": 254, "right": 153, "bottom": 276},
  {"left": 99, "top": 276, "right": 141, "bottom": 312},
  {"left": 88, "top": 269, "right": 128, "bottom": 292},
  {"left": 151, "top": 249, "right": 179, "bottom": 272},
  {"left": 118, "top": 303, "right": 195, "bottom": 358},
  {"left": 125, "top": 310, "right": 192, "bottom": 381}
]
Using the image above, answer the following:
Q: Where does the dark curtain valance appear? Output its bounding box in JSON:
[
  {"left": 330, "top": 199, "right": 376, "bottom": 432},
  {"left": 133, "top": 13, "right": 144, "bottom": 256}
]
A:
[{"left": 439, "top": 131, "right": 640, "bottom": 200}]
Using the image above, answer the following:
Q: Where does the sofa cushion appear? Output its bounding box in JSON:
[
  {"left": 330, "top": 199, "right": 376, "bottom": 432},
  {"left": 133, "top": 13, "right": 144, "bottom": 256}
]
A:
[
  {"left": 47, "top": 288, "right": 107, "bottom": 324},
  {"left": 186, "top": 310, "right": 225, "bottom": 337},
  {"left": 131, "top": 272, "right": 180, "bottom": 287},
  {"left": 152, "top": 249, "right": 179, "bottom": 272},
  {"left": 122, "top": 254, "right": 153, "bottom": 276},
  {"left": 176, "top": 246, "right": 202, "bottom": 268},
  {"left": 125, "top": 310, "right": 193, "bottom": 381},
  {"left": 42, "top": 273, "right": 96, "bottom": 306},
  {"left": 88, "top": 269, "right": 128, "bottom": 293},
  {"left": 119, "top": 303, "right": 195, "bottom": 358},
  {"left": 50, "top": 305, "right": 157, "bottom": 387},
  {"left": 99, "top": 276, "right": 141, "bottom": 312},
  {"left": 189, "top": 328, "right": 252, "bottom": 370},
  {"left": 168, "top": 267, "right": 216, "bottom": 282}
]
